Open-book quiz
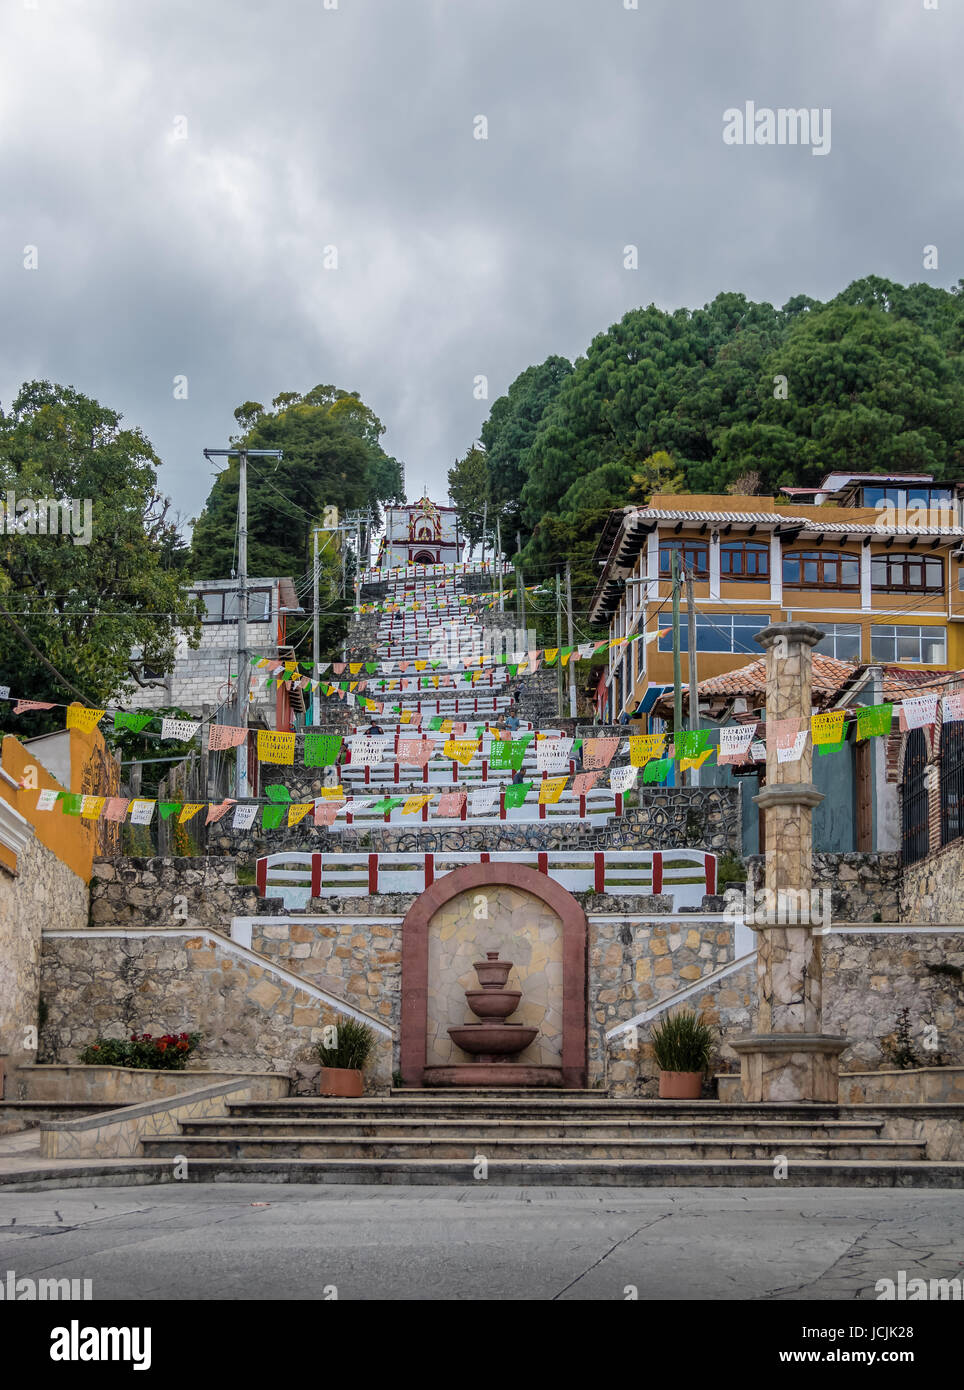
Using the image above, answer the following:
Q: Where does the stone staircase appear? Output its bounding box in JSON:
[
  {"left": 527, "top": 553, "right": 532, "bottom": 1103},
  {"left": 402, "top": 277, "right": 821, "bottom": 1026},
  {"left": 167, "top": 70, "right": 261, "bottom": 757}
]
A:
[{"left": 138, "top": 1093, "right": 964, "bottom": 1186}]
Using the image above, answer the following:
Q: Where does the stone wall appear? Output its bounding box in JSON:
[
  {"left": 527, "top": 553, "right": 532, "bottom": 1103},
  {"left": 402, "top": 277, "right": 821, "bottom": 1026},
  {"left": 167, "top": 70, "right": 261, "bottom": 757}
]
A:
[
  {"left": 611, "top": 929, "right": 964, "bottom": 1094},
  {"left": 744, "top": 851, "right": 901, "bottom": 922},
  {"left": 89, "top": 857, "right": 269, "bottom": 930},
  {"left": 0, "top": 830, "right": 88, "bottom": 1079},
  {"left": 899, "top": 837, "right": 964, "bottom": 923},
  {"left": 39, "top": 930, "right": 394, "bottom": 1091}
]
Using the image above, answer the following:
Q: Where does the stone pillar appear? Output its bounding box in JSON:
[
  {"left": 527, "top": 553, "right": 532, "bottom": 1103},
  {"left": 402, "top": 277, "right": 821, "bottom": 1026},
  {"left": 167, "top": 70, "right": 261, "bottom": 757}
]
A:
[{"left": 731, "top": 622, "right": 847, "bottom": 1102}]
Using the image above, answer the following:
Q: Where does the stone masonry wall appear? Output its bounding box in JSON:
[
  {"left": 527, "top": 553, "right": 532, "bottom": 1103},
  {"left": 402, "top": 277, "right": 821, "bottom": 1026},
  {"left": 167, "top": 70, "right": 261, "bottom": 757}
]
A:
[
  {"left": 39, "top": 931, "right": 393, "bottom": 1091},
  {"left": 899, "top": 837, "right": 964, "bottom": 923},
  {"left": 610, "top": 929, "right": 964, "bottom": 1095},
  {"left": 745, "top": 851, "right": 901, "bottom": 922},
  {"left": 0, "top": 831, "right": 88, "bottom": 1078}
]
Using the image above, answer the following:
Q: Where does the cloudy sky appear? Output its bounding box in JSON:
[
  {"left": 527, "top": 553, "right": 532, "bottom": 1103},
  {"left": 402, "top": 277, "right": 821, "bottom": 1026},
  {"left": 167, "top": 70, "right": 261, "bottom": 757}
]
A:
[{"left": 1, "top": 0, "right": 960, "bottom": 530}]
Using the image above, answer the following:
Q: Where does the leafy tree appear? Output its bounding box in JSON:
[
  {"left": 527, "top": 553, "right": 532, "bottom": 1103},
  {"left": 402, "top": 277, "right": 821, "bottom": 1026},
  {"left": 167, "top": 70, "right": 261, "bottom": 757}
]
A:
[
  {"left": 479, "top": 355, "right": 573, "bottom": 547},
  {"left": 447, "top": 446, "right": 489, "bottom": 549},
  {"left": 629, "top": 450, "right": 687, "bottom": 502},
  {"left": 190, "top": 385, "right": 404, "bottom": 581},
  {"left": 0, "top": 381, "right": 202, "bottom": 726}
]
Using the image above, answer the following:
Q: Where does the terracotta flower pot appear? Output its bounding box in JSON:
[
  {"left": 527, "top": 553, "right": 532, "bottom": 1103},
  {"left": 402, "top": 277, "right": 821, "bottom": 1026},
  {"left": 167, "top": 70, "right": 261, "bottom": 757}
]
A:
[
  {"left": 319, "top": 1066, "right": 364, "bottom": 1098},
  {"left": 658, "top": 1070, "right": 703, "bottom": 1099}
]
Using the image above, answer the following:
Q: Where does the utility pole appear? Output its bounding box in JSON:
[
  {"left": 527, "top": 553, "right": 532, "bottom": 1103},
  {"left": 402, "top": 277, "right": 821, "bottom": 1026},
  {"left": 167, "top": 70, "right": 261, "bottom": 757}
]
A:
[
  {"left": 495, "top": 516, "right": 504, "bottom": 612},
  {"left": 312, "top": 527, "right": 321, "bottom": 673},
  {"left": 685, "top": 565, "right": 700, "bottom": 786},
  {"left": 565, "top": 560, "right": 577, "bottom": 718},
  {"left": 517, "top": 532, "right": 527, "bottom": 644},
  {"left": 671, "top": 548, "right": 683, "bottom": 778},
  {"left": 555, "top": 569, "right": 564, "bottom": 718},
  {"left": 480, "top": 499, "right": 488, "bottom": 571},
  {"left": 203, "top": 445, "right": 283, "bottom": 799}
]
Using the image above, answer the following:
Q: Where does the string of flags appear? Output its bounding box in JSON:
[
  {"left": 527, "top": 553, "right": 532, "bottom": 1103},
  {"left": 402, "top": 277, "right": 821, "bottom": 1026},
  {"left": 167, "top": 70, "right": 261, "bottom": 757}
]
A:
[
  {"left": 354, "top": 584, "right": 536, "bottom": 615},
  {"left": 15, "top": 694, "right": 964, "bottom": 831}
]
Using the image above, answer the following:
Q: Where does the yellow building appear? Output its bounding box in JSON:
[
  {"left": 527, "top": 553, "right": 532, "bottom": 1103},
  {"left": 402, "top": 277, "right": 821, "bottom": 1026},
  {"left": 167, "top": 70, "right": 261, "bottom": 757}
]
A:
[{"left": 588, "top": 474, "right": 964, "bottom": 722}]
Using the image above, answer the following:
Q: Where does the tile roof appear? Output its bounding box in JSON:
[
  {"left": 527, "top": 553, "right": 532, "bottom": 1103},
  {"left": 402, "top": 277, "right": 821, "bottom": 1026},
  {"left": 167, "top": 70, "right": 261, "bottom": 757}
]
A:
[{"left": 696, "top": 653, "right": 859, "bottom": 700}]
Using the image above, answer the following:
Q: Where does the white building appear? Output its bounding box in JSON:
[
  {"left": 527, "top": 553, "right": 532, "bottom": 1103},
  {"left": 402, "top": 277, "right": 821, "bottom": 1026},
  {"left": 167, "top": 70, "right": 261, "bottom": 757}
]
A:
[{"left": 378, "top": 497, "right": 464, "bottom": 569}]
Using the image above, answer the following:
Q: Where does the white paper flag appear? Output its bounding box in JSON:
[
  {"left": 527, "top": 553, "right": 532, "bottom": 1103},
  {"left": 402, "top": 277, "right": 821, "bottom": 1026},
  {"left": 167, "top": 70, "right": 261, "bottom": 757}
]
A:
[
  {"left": 129, "top": 799, "right": 155, "bottom": 824},
  {"left": 161, "top": 717, "right": 201, "bottom": 742},
  {"left": 232, "top": 804, "right": 259, "bottom": 829},
  {"left": 941, "top": 693, "right": 964, "bottom": 723},
  {"left": 338, "top": 797, "right": 372, "bottom": 817},
  {"left": 348, "top": 737, "right": 386, "bottom": 766},
  {"left": 718, "top": 723, "right": 757, "bottom": 764},
  {"left": 776, "top": 731, "right": 809, "bottom": 763},
  {"left": 36, "top": 788, "right": 60, "bottom": 811},
  {"left": 0, "top": 686, "right": 9, "bottom": 700},
  {"left": 609, "top": 764, "right": 639, "bottom": 792},
  {"left": 750, "top": 740, "right": 767, "bottom": 762},
  {"left": 470, "top": 786, "right": 500, "bottom": 816},
  {"left": 901, "top": 694, "right": 938, "bottom": 730},
  {"left": 536, "top": 737, "right": 573, "bottom": 772}
]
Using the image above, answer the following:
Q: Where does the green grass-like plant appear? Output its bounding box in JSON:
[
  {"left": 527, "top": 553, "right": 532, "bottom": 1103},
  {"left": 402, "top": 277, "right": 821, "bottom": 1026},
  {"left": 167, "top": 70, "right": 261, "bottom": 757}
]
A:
[
  {"left": 316, "top": 1018, "right": 377, "bottom": 1071},
  {"left": 650, "top": 1010, "right": 714, "bottom": 1074}
]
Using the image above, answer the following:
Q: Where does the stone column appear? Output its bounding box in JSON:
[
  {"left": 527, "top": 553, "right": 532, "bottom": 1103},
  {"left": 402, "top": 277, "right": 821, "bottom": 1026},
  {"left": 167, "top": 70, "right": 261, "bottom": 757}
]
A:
[{"left": 731, "top": 622, "right": 847, "bottom": 1102}]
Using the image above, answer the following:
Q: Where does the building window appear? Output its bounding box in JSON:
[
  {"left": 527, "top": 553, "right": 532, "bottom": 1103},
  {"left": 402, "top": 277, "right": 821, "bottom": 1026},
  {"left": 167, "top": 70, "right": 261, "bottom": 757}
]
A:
[
  {"left": 870, "top": 625, "right": 947, "bottom": 664},
  {"left": 783, "top": 550, "right": 860, "bottom": 590},
  {"left": 941, "top": 718, "right": 964, "bottom": 848},
  {"left": 720, "top": 540, "right": 770, "bottom": 581},
  {"left": 814, "top": 623, "right": 862, "bottom": 662},
  {"left": 658, "top": 612, "right": 761, "bottom": 655},
  {"left": 870, "top": 552, "right": 943, "bottom": 593},
  {"left": 659, "top": 540, "right": 708, "bottom": 579},
  {"left": 862, "top": 485, "right": 954, "bottom": 509},
  {"left": 196, "top": 589, "right": 272, "bottom": 623},
  {"left": 901, "top": 728, "right": 929, "bottom": 865}
]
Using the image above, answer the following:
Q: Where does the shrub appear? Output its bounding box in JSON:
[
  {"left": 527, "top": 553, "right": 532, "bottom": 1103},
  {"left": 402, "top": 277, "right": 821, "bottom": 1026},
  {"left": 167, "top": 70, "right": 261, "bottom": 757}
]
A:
[
  {"left": 316, "top": 1019, "right": 377, "bottom": 1071},
  {"left": 649, "top": 1010, "right": 714, "bottom": 1074},
  {"left": 78, "top": 1031, "right": 201, "bottom": 1070}
]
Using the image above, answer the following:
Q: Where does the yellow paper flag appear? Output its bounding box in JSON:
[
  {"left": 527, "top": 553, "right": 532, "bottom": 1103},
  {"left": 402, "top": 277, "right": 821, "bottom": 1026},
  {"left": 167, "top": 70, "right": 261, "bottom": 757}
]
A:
[
  {"left": 443, "top": 739, "right": 479, "bottom": 766},
  {"left": 401, "top": 793, "right": 434, "bottom": 815},
  {"left": 680, "top": 750, "right": 714, "bottom": 772},
  {"left": 66, "top": 703, "right": 106, "bottom": 733},
  {"left": 538, "top": 776, "right": 567, "bottom": 804},
  {"left": 811, "top": 710, "right": 847, "bottom": 745},
  {"left": 630, "top": 734, "right": 666, "bottom": 767},
  {"left": 80, "top": 796, "right": 105, "bottom": 819},
  {"left": 287, "top": 802, "right": 313, "bottom": 827},
  {"left": 257, "top": 730, "right": 296, "bottom": 765},
  {"left": 179, "top": 803, "right": 205, "bottom": 823}
]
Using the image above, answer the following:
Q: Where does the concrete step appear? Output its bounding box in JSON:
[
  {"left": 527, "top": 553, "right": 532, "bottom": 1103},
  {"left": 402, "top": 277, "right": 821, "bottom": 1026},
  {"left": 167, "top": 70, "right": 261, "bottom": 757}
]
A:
[
  {"left": 122, "top": 1154, "right": 963, "bottom": 1187},
  {"left": 235, "top": 1098, "right": 862, "bottom": 1121},
  {"left": 143, "top": 1134, "right": 925, "bottom": 1161},
  {"left": 184, "top": 1117, "right": 886, "bottom": 1141}
]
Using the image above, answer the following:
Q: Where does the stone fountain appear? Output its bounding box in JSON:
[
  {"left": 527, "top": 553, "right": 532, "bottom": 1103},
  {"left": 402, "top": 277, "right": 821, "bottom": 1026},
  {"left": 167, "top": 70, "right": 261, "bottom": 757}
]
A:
[{"left": 447, "top": 951, "right": 538, "bottom": 1063}]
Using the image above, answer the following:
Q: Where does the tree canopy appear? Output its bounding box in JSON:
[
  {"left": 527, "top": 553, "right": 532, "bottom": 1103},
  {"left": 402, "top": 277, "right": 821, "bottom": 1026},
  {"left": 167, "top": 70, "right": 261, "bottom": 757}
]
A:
[
  {"left": 190, "top": 385, "right": 404, "bottom": 581},
  {"left": 0, "top": 381, "right": 202, "bottom": 724}
]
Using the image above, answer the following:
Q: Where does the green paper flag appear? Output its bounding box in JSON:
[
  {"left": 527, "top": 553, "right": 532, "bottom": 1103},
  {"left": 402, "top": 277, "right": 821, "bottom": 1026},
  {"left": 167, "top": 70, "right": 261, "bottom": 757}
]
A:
[
  {"left": 430, "top": 715, "right": 445, "bottom": 731},
  {"left": 673, "top": 729, "right": 710, "bottom": 760},
  {"left": 304, "top": 733, "right": 343, "bottom": 768},
  {"left": 372, "top": 796, "right": 405, "bottom": 814},
  {"left": 503, "top": 781, "right": 532, "bottom": 808},
  {"left": 365, "top": 662, "right": 378, "bottom": 674},
  {"left": 158, "top": 802, "right": 181, "bottom": 821},
  {"left": 856, "top": 704, "right": 893, "bottom": 740},
  {"left": 643, "top": 758, "right": 672, "bottom": 784},
  {"left": 261, "top": 784, "right": 292, "bottom": 829},
  {"left": 113, "top": 711, "right": 154, "bottom": 733},
  {"left": 60, "top": 793, "right": 83, "bottom": 816}
]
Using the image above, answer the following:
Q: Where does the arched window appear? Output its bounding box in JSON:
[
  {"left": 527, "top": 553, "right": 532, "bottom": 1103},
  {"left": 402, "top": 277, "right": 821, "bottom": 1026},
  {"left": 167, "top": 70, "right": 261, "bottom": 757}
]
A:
[
  {"left": 783, "top": 550, "right": 860, "bottom": 591},
  {"left": 901, "top": 728, "right": 929, "bottom": 864},
  {"left": 413, "top": 550, "right": 436, "bottom": 565},
  {"left": 871, "top": 552, "right": 943, "bottom": 593}
]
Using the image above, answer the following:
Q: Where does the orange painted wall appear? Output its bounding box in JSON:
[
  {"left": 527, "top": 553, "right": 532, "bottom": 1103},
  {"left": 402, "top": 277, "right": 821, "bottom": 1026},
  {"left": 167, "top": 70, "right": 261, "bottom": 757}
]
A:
[{"left": 0, "top": 728, "right": 119, "bottom": 884}]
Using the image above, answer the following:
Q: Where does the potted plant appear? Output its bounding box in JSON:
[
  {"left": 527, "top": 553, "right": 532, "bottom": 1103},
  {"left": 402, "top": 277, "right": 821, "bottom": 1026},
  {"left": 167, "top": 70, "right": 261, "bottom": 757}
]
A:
[
  {"left": 316, "top": 1019, "right": 377, "bottom": 1097},
  {"left": 650, "top": 1010, "right": 714, "bottom": 1099}
]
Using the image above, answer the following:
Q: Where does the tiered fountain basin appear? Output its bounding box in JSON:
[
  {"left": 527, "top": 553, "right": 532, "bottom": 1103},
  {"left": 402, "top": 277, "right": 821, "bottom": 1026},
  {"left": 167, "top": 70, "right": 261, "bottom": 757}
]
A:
[{"left": 424, "top": 951, "right": 562, "bottom": 1088}]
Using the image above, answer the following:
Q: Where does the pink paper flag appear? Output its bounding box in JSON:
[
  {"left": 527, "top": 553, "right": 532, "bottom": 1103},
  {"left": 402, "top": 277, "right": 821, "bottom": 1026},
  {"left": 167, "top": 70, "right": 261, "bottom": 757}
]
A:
[
  {"left": 332, "top": 663, "right": 346, "bottom": 676},
  {"left": 582, "top": 738, "right": 620, "bottom": 770},
  {"left": 571, "top": 771, "right": 601, "bottom": 797},
  {"left": 313, "top": 801, "right": 339, "bottom": 827},
  {"left": 208, "top": 723, "right": 248, "bottom": 750},
  {"left": 205, "top": 799, "right": 236, "bottom": 824},
  {"left": 101, "top": 797, "right": 130, "bottom": 821},
  {"left": 14, "top": 700, "right": 55, "bottom": 714},
  {"left": 435, "top": 791, "right": 466, "bottom": 818},
  {"left": 398, "top": 738, "right": 433, "bottom": 766}
]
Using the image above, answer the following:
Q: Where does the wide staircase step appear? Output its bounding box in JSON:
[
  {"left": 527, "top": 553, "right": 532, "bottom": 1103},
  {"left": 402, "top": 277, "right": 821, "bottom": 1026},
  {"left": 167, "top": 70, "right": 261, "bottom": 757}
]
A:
[{"left": 132, "top": 1094, "right": 964, "bottom": 1185}]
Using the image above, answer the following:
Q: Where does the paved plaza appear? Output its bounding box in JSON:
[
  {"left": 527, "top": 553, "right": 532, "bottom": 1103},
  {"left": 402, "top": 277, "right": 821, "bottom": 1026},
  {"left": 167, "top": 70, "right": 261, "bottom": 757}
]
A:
[{"left": 1, "top": 1184, "right": 962, "bottom": 1301}]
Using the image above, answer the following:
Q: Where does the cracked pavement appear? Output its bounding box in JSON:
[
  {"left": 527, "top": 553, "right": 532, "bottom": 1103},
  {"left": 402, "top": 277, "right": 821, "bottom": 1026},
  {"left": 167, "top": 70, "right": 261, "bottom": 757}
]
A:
[{"left": 1, "top": 1185, "right": 963, "bottom": 1299}]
